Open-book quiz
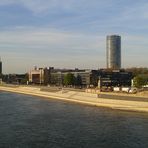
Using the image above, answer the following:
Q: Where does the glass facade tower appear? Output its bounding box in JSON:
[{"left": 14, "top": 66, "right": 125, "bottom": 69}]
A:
[{"left": 106, "top": 35, "right": 121, "bottom": 69}]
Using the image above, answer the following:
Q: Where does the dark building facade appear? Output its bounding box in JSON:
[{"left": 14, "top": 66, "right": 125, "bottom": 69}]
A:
[
  {"left": 106, "top": 35, "right": 121, "bottom": 69},
  {"left": 2, "top": 74, "right": 28, "bottom": 84},
  {"left": 99, "top": 69, "right": 133, "bottom": 91}
]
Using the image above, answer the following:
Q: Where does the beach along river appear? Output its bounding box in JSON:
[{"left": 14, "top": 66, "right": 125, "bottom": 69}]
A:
[{"left": 0, "top": 91, "right": 148, "bottom": 148}]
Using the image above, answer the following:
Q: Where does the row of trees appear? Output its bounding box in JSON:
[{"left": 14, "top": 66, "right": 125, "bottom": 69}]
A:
[
  {"left": 126, "top": 67, "right": 148, "bottom": 77},
  {"left": 2, "top": 73, "right": 29, "bottom": 84},
  {"left": 126, "top": 68, "right": 148, "bottom": 88},
  {"left": 63, "top": 73, "right": 82, "bottom": 86},
  {"left": 133, "top": 74, "right": 148, "bottom": 88}
]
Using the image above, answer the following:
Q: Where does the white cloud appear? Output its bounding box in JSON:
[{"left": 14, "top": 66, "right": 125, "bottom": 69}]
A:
[
  {"left": 0, "top": 0, "right": 113, "bottom": 15},
  {"left": 1, "top": 27, "right": 148, "bottom": 73},
  {"left": 0, "top": 27, "right": 105, "bottom": 73},
  {"left": 0, "top": 27, "right": 103, "bottom": 50},
  {"left": 0, "top": 0, "right": 148, "bottom": 73},
  {"left": 0, "top": 0, "right": 16, "bottom": 5},
  {"left": 19, "top": 0, "right": 110, "bottom": 13},
  {"left": 121, "top": 2, "right": 148, "bottom": 20},
  {"left": 121, "top": 34, "right": 148, "bottom": 67}
]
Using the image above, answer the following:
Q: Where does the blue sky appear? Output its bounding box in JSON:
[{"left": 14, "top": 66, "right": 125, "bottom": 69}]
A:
[{"left": 0, "top": 0, "right": 148, "bottom": 73}]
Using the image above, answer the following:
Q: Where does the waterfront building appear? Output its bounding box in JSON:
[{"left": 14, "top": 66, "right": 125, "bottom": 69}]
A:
[
  {"left": 29, "top": 67, "right": 50, "bottom": 85},
  {"left": 28, "top": 66, "right": 133, "bottom": 90},
  {"left": 99, "top": 69, "right": 133, "bottom": 91},
  {"left": 28, "top": 67, "right": 98, "bottom": 87},
  {"left": 106, "top": 35, "right": 121, "bottom": 69},
  {"left": 50, "top": 68, "right": 95, "bottom": 87}
]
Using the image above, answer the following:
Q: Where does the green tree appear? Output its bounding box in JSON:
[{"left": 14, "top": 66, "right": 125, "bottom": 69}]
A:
[
  {"left": 126, "top": 67, "right": 148, "bottom": 77},
  {"left": 64, "top": 73, "right": 75, "bottom": 86},
  {"left": 133, "top": 75, "right": 148, "bottom": 88}
]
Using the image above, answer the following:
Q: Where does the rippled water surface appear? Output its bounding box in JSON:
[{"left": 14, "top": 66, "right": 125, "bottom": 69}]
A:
[{"left": 0, "top": 91, "right": 148, "bottom": 148}]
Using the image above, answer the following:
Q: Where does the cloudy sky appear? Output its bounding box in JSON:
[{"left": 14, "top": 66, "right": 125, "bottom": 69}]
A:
[{"left": 0, "top": 0, "right": 148, "bottom": 73}]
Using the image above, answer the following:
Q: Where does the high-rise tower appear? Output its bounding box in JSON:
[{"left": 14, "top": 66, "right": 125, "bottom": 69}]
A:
[{"left": 106, "top": 35, "right": 121, "bottom": 69}]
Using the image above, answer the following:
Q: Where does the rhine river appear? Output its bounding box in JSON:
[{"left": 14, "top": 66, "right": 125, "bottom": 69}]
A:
[{"left": 0, "top": 91, "right": 148, "bottom": 148}]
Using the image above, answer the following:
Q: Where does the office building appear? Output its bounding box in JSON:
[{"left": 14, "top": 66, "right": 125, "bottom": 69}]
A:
[
  {"left": 99, "top": 69, "right": 132, "bottom": 90},
  {"left": 106, "top": 35, "right": 121, "bottom": 69},
  {"left": 29, "top": 67, "right": 50, "bottom": 85}
]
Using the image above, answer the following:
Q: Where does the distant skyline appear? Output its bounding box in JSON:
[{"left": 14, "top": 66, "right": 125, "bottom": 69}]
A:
[{"left": 0, "top": 0, "right": 148, "bottom": 74}]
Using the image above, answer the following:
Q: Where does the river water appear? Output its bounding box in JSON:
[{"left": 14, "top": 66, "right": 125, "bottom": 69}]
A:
[{"left": 0, "top": 91, "right": 148, "bottom": 148}]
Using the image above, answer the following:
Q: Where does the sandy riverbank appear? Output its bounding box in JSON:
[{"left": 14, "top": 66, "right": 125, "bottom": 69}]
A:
[{"left": 0, "top": 86, "right": 148, "bottom": 113}]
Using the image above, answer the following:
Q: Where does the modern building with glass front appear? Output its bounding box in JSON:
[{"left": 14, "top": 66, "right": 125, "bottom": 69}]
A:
[{"left": 106, "top": 35, "right": 121, "bottom": 69}]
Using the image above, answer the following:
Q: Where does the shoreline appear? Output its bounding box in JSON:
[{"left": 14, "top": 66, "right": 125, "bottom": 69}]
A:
[{"left": 0, "top": 86, "right": 148, "bottom": 113}]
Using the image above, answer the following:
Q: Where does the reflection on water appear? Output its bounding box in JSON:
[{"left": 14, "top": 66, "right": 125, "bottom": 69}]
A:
[{"left": 0, "top": 91, "right": 148, "bottom": 148}]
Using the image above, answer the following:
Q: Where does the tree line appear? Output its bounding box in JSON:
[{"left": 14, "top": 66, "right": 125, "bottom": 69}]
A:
[
  {"left": 126, "top": 67, "right": 148, "bottom": 88},
  {"left": 63, "top": 73, "right": 82, "bottom": 87}
]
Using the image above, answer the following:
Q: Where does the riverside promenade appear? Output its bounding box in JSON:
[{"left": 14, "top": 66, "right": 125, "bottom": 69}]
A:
[{"left": 0, "top": 85, "right": 148, "bottom": 113}]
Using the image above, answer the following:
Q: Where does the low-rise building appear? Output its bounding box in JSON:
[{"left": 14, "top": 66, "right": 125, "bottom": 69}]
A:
[
  {"left": 28, "top": 67, "right": 133, "bottom": 89},
  {"left": 29, "top": 67, "right": 50, "bottom": 85},
  {"left": 50, "top": 69, "right": 94, "bottom": 87},
  {"left": 98, "top": 69, "right": 133, "bottom": 91}
]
